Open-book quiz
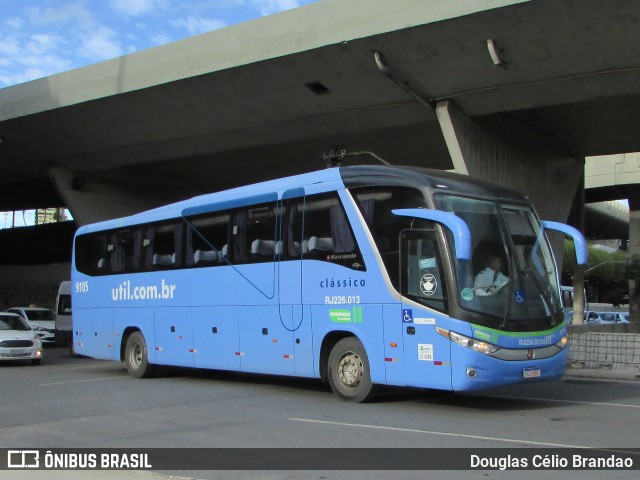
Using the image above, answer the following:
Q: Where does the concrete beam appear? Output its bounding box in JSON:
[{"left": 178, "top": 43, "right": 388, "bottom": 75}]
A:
[
  {"left": 49, "top": 166, "right": 200, "bottom": 226},
  {"left": 586, "top": 153, "right": 640, "bottom": 190},
  {"left": 0, "top": 0, "right": 526, "bottom": 122}
]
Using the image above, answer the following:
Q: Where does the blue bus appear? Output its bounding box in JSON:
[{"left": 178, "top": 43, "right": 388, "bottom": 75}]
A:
[{"left": 71, "top": 165, "right": 586, "bottom": 401}]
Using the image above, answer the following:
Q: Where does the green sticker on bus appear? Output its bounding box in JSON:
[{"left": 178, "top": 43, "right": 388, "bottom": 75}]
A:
[{"left": 329, "top": 307, "right": 363, "bottom": 324}]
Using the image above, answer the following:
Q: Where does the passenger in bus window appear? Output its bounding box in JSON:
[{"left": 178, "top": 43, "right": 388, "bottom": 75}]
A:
[{"left": 474, "top": 253, "right": 509, "bottom": 296}]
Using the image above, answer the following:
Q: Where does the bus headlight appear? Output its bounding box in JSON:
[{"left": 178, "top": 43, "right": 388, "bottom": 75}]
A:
[
  {"left": 555, "top": 336, "right": 568, "bottom": 349},
  {"left": 436, "top": 327, "right": 500, "bottom": 355}
]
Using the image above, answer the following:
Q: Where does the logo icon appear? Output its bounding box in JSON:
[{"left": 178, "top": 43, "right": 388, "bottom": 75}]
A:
[
  {"left": 420, "top": 274, "right": 437, "bottom": 296},
  {"left": 8, "top": 450, "right": 40, "bottom": 469}
]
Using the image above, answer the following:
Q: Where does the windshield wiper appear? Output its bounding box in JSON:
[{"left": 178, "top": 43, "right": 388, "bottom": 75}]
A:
[{"left": 499, "top": 250, "right": 516, "bottom": 329}]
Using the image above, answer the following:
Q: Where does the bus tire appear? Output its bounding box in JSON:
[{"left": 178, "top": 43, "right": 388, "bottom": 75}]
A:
[
  {"left": 327, "top": 337, "right": 377, "bottom": 402},
  {"left": 124, "top": 331, "right": 156, "bottom": 379}
]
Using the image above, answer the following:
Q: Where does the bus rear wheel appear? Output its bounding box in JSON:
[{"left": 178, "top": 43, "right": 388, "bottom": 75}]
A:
[
  {"left": 328, "top": 337, "right": 377, "bottom": 402},
  {"left": 124, "top": 331, "right": 156, "bottom": 378}
]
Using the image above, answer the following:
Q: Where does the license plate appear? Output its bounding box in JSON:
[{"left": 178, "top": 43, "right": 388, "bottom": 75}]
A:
[
  {"left": 10, "top": 349, "right": 25, "bottom": 355},
  {"left": 523, "top": 368, "right": 541, "bottom": 379}
]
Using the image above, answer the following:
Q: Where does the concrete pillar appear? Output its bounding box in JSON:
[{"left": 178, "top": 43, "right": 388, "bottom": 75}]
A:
[
  {"left": 436, "top": 100, "right": 586, "bottom": 321},
  {"left": 628, "top": 190, "right": 640, "bottom": 322},
  {"left": 569, "top": 174, "right": 586, "bottom": 325},
  {"left": 436, "top": 100, "right": 583, "bottom": 221}
]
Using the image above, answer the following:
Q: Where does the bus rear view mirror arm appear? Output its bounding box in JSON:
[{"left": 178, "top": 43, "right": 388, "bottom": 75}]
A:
[
  {"left": 392, "top": 209, "right": 472, "bottom": 260},
  {"left": 541, "top": 221, "right": 588, "bottom": 265}
]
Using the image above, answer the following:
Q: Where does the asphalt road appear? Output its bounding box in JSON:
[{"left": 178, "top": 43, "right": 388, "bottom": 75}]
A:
[{"left": 1, "top": 346, "right": 639, "bottom": 480}]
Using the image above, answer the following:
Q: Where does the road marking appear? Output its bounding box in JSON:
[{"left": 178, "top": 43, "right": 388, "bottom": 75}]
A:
[
  {"left": 39, "top": 376, "right": 125, "bottom": 387},
  {"left": 54, "top": 364, "right": 118, "bottom": 371},
  {"left": 289, "top": 417, "right": 636, "bottom": 454},
  {"left": 482, "top": 394, "right": 640, "bottom": 409},
  {"left": 290, "top": 417, "right": 586, "bottom": 448}
]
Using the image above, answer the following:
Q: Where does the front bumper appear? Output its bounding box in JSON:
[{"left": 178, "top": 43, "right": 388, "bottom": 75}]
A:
[
  {"left": 0, "top": 345, "right": 44, "bottom": 361},
  {"left": 451, "top": 344, "right": 568, "bottom": 391}
]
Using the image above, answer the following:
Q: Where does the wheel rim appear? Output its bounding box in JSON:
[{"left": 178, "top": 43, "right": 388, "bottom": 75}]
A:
[
  {"left": 337, "top": 351, "right": 363, "bottom": 388},
  {"left": 130, "top": 342, "right": 143, "bottom": 369}
]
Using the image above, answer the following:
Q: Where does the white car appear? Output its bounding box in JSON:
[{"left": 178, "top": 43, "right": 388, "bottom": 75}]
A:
[
  {"left": 0, "top": 313, "right": 44, "bottom": 364},
  {"left": 6, "top": 307, "right": 56, "bottom": 344}
]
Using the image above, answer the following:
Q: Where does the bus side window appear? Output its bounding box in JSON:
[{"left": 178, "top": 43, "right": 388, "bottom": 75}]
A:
[
  {"left": 299, "top": 192, "right": 364, "bottom": 270},
  {"left": 75, "top": 233, "right": 110, "bottom": 276},
  {"left": 232, "top": 202, "right": 279, "bottom": 264},
  {"left": 149, "top": 223, "right": 180, "bottom": 268},
  {"left": 185, "top": 211, "right": 231, "bottom": 267},
  {"left": 110, "top": 229, "right": 141, "bottom": 273}
]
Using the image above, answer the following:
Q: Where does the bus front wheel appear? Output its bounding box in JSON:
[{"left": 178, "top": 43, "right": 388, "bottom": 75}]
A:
[
  {"left": 328, "top": 337, "right": 377, "bottom": 402},
  {"left": 124, "top": 331, "right": 156, "bottom": 379}
]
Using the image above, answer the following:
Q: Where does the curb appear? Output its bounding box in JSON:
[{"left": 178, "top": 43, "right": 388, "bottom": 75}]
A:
[{"left": 564, "top": 367, "right": 640, "bottom": 382}]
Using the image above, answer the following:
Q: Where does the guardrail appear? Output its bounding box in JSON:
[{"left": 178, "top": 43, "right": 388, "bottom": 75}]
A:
[{"left": 567, "top": 324, "right": 640, "bottom": 370}]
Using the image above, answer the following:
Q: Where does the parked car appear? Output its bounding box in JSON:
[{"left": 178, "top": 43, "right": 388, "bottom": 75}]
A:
[
  {"left": 598, "top": 312, "right": 630, "bottom": 324},
  {"left": 5, "top": 307, "right": 56, "bottom": 344},
  {"left": 0, "top": 312, "right": 44, "bottom": 364},
  {"left": 584, "top": 311, "right": 603, "bottom": 324},
  {"left": 616, "top": 312, "right": 630, "bottom": 323}
]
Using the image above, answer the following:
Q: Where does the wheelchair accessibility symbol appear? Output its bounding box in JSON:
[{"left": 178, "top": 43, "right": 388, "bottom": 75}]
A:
[
  {"left": 515, "top": 289, "right": 526, "bottom": 304},
  {"left": 403, "top": 309, "right": 413, "bottom": 323}
]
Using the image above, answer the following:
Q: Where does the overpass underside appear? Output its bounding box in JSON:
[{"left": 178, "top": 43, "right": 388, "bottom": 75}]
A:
[{"left": 1, "top": 0, "right": 640, "bottom": 315}]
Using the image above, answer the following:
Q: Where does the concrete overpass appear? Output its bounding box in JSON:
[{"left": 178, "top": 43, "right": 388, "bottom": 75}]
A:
[{"left": 1, "top": 0, "right": 640, "bottom": 314}]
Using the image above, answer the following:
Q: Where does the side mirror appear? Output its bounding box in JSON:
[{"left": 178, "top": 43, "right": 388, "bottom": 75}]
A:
[
  {"left": 541, "top": 221, "right": 588, "bottom": 265},
  {"left": 392, "top": 209, "right": 471, "bottom": 260}
]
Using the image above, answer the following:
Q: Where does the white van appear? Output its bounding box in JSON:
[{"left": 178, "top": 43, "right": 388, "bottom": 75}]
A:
[{"left": 54, "top": 281, "right": 72, "bottom": 346}]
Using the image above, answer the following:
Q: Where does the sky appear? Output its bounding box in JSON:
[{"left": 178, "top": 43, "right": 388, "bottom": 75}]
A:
[{"left": 0, "top": 0, "right": 318, "bottom": 88}]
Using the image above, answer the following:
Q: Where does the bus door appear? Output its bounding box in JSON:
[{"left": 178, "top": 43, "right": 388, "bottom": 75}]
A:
[
  {"left": 399, "top": 229, "right": 452, "bottom": 389},
  {"left": 279, "top": 190, "right": 314, "bottom": 377},
  {"left": 234, "top": 198, "right": 294, "bottom": 376}
]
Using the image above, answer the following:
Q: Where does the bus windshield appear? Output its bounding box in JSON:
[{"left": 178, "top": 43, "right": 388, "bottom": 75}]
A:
[{"left": 436, "top": 194, "right": 562, "bottom": 330}]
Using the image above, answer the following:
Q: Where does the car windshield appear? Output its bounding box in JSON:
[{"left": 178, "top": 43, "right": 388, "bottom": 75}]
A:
[
  {"left": 0, "top": 315, "right": 30, "bottom": 331},
  {"left": 24, "top": 309, "right": 55, "bottom": 321},
  {"left": 436, "top": 194, "right": 562, "bottom": 330}
]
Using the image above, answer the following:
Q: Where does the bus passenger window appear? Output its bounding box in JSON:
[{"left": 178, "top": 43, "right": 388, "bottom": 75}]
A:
[
  {"left": 232, "top": 202, "right": 279, "bottom": 264},
  {"left": 75, "top": 233, "right": 110, "bottom": 276},
  {"left": 185, "top": 212, "right": 230, "bottom": 267},
  {"left": 147, "top": 223, "right": 182, "bottom": 269},
  {"left": 113, "top": 230, "right": 142, "bottom": 273},
  {"left": 293, "top": 193, "right": 364, "bottom": 271}
]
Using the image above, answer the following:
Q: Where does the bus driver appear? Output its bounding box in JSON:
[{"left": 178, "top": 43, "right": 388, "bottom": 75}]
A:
[{"left": 474, "top": 253, "right": 509, "bottom": 296}]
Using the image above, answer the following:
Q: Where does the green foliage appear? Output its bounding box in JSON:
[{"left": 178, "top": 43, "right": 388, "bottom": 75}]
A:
[{"left": 563, "top": 240, "right": 627, "bottom": 279}]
